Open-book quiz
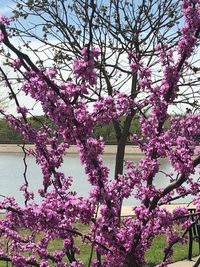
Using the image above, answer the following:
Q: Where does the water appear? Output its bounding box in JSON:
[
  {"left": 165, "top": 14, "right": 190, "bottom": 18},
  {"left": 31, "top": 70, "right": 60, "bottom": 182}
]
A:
[{"left": 0, "top": 153, "right": 196, "bottom": 206}]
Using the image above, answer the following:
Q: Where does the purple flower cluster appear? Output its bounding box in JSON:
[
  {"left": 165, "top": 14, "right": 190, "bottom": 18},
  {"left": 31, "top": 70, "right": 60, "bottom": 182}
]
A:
[{"left": 73, "top": 47, "right": 100, "bottom": 86}]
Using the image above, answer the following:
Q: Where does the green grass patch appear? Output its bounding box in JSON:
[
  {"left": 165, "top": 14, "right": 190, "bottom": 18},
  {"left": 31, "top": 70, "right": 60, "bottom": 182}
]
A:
[
  {"left": 0, "top": 224, "right": 199, "bottom": 267},
  {"left": 145, "top": 234, "right": 199, "bottom": 266}
]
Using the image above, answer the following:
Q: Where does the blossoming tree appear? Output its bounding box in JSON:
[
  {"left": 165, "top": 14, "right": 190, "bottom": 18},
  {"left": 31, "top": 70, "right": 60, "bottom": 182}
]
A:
[{"left": 0, "top": 0, "right": 200, "bottom": 266}]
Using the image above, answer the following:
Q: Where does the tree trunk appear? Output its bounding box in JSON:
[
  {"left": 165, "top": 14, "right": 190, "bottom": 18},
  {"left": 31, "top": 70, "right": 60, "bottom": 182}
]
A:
[
  {"left": 115, "top": 137, "right": 126, "bottom": 179},
  {"left": 113, "top": 113, "right": 136, "bottom": 219},
  {"left": 123, "top": 254, "right": 143, "bottom": 267},
  {"left": 114, "top": 114, "right": 136, "bottom": 179}
]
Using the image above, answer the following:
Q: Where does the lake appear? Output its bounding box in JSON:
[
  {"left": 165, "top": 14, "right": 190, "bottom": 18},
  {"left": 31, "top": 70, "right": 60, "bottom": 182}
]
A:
[{"left": 0, "top": 153, "right": 196, "bottom": 206}]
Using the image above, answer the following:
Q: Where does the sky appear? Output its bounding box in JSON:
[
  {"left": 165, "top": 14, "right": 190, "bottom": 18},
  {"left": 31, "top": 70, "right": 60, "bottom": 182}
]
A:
[
  {"left": 0, "top": 0, "right": 44, "bottom": 116},
  {"left": 0, "top": 0, "right": 15, "bottom": 17}
]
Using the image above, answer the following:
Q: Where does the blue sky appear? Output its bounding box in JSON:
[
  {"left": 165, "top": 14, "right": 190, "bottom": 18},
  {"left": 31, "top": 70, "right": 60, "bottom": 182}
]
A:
[
  {"left": 0, "top": 1, "right": 42, "bottom": 115},
  {"left": 0, "top": 0, "right": 15, "bottom": 17},
  {"left": 0, "top": 0, "right": 45, "bottom": 115}
]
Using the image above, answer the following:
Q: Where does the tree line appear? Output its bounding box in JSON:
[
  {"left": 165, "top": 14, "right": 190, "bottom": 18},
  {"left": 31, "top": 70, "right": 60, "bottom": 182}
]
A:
[{"left": 0, "top": 115, "right": 141, "bottom": 144}]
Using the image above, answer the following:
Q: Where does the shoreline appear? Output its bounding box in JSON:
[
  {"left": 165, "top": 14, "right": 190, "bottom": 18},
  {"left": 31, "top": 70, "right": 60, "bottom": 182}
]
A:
[
  {"left": 0, "top": 144, "right": 199, "bottom": 156},
  {"left": 121, "top": 203, "right": 196, "bottom": 216},
  {"left": 0, "top": 144, "right": 144, "bottom": 155}
]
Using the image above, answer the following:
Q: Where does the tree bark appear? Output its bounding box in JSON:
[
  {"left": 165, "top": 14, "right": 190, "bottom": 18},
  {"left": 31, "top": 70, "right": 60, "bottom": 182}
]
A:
[
  {"left": 113, "top": 113, "right": 136, "bottom": 221},
  {"left": 124, "top": 254, "right": 143, "bottom": 267}
]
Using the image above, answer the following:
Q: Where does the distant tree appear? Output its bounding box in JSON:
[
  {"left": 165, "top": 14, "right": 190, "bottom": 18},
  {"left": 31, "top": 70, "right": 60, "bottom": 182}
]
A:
[{"left": 0, "top": 119, "right": 21, "bottom": 143}]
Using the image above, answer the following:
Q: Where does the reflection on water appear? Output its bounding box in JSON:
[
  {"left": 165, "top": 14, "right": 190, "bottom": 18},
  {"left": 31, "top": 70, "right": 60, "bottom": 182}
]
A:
[{"left": 0, "top": 153, "right": 197, "bottom": 206}]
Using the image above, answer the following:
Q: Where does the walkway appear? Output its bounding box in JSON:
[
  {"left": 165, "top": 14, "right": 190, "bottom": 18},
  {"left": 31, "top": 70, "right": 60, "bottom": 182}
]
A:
[{"left": 168, "top": 257, "right": 199, "bottom": 267}]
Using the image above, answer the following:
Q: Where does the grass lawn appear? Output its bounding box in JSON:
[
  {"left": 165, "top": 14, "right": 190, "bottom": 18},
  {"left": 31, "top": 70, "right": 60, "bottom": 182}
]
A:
[
  {"left": 145, "top": 234, "right": 199, "bottom": 266},
  {"left": 0, "top": 223, "right": 199, "bottom": 267}
]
